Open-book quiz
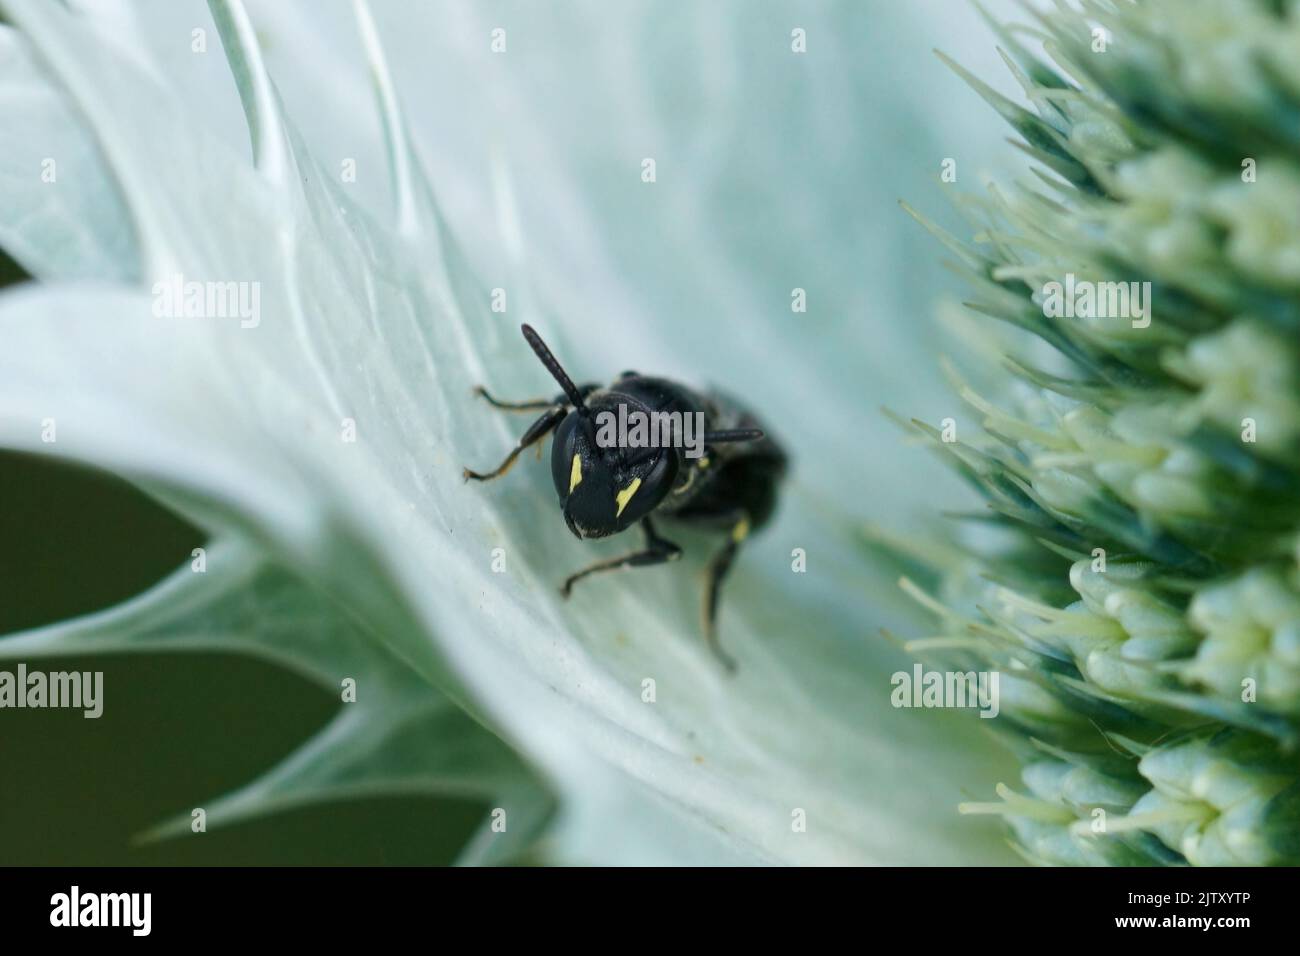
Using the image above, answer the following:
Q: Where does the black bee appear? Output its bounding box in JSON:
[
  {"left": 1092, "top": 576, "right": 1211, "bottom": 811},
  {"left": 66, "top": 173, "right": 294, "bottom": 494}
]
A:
[{"left": 464, "top": 324, "right": 787, "bottom": 670}]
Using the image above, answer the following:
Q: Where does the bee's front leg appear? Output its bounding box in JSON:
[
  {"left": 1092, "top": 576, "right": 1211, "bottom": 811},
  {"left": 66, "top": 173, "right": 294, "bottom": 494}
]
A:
[
  {"left": 463, "top": 405, "right": 567, "bottom": 482},
  {"left": 560, "top": 517, "right": 681, "bottom": 596}
]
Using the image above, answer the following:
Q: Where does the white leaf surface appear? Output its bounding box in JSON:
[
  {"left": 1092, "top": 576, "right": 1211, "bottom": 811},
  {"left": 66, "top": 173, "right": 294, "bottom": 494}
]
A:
[{"left": 0, "top": 0, "right": 1020, "bottom": 864}]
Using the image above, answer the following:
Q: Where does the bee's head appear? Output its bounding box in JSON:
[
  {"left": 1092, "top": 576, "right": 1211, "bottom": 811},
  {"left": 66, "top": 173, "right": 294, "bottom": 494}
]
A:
[
  {"left": 549, "top": 397, "right": 677, "bottom": 539},
  {"left": 517, "top": 323, "right": 763, "bottom": 540}
]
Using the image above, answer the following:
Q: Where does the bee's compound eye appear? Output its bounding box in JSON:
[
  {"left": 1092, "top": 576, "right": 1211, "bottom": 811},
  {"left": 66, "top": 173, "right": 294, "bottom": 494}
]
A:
[
  {"left": 549, "top": 412, "right": 584, "bottom": 501},
  {"left": 608, "top": 449, "right": 678, "bottom": 528},
  {"left": 614, "top": 477, "right": 642, "bottom": 517}
]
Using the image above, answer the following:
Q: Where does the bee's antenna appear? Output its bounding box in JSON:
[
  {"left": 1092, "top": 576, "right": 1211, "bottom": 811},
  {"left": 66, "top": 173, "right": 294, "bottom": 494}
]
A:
[
  {"left": 704, "top": 429, "right": 765, "bottom": 444},
  {"left": 521, "top": 324, "right": 589, "bottom": 413}
]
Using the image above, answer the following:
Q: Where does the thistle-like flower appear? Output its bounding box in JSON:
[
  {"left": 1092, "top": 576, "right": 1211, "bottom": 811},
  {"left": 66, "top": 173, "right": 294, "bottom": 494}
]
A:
[{"left": 899, "top": 0, "right": 1300, "bottom": 864}]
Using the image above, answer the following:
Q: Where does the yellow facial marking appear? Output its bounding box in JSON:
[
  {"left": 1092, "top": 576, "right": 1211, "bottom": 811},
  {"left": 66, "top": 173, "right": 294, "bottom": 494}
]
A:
[
  {"left": 569, "top": 454, "right": 583, "bottom": 493},
  {"left": 615, "top": 477, "right": 643, "bottom": 517},
  {"left": 699, "top": 457, "right": 710, "bottom": 469},
  {"left": 731, "top": 515, "right": 751, "bottom": 543}
]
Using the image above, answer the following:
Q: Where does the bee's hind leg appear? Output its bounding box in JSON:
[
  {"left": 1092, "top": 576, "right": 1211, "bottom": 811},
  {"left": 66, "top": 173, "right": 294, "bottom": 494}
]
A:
[{"left": 701, "top": 511, "right": 752, "bottom": 673}]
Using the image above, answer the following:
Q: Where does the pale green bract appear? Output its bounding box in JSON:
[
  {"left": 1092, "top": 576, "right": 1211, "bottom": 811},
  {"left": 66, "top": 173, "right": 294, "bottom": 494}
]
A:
[{"left": 0, "top": 0, "right": 1018, "bottom": 864}]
